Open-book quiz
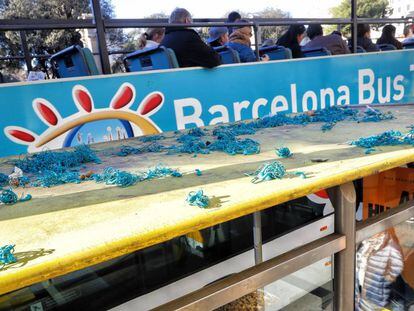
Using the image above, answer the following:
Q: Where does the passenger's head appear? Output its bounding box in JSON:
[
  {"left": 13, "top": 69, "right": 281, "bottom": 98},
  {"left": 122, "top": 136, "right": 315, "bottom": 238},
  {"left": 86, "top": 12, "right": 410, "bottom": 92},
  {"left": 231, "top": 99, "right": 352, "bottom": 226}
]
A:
[
  {"left": 381, "top": 24, "right": 397, "bottom": 39},
  {"left": 307, "top": 24, "right": 323, "bottom": 40},
  {"left": 284, "top": 24, "right": 306, "bottom": 44},
  {"left": 169, "top": 8, "right": 192, "bottom": 24},
  {"left": 137, "top": 28, "right": 165, "bottom": 49},
  {"left": 227, "top": 11, "right": 242, "bottom": 23},
  {"left": 229, "top": 20, "right": 252, "bottom": 46},
  {"left": 207, "top": 27, "right": 229, "bottom": 47},
  {"left": 357, "top": 23, "right": 371, "bottom": 38},
  {"left": 403, "top": 24, "right": 413, "bottom": 38},
  {"left": 331, "top": 30, "right": 342, "bottom": 37}
]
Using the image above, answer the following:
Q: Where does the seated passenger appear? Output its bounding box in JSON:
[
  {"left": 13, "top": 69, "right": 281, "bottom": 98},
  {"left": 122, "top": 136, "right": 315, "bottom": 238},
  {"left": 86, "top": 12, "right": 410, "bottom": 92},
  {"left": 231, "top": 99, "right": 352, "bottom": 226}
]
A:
[
  {"left": 227, "top": 11, "right": 242, "bottom": 35},
  {"left": 403, "top": 24, "right": 414, "bottom": 44},
  {"left": 376, "top": 25, "right": 403, "bottom": 49},
  {"left": 137, "top": 28, "right": 165, "bottom": 50},
  {"left": 276, "top": 25, "right": 306, "bottom": 58},
  {"left": 207, "top": 27, "right": 229, "bottom": 48},
  {"left": 226, "top": 21, "right": 269, "bottom": 63},
  {"left": 357, "top": 24, "right": 379, "bottom": 52},
  {"left": 161, "top": 8, "right": 221, "bottom": 68},
  {"left": 262, "top": 38, "right": 275, "bottom": 47},
  {"left": 304, "top": 24, "right": 350, "bottom": 55}
]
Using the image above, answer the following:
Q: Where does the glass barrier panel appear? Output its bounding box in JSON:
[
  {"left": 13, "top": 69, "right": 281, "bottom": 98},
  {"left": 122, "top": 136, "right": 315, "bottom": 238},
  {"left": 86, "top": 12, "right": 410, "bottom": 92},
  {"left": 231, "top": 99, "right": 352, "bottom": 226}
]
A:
[
  {"left": 356, "top": 217, "right": 414, "bottom": 310},
  {"left": 0, "top": 195, "right": 331, "bottom": 310},
  {"left": 217, "top": 257, "right": 334, "bottom": 311}
]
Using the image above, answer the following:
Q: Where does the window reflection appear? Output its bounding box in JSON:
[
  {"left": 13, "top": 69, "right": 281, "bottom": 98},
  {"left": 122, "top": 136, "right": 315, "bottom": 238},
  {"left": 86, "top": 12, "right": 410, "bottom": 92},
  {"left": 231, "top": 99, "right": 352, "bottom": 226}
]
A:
[
  {"left": 356, "top": 219, "right": 414, "bottom": 310},
  {"left": 217, "top": 257, "right": 333, "bottom": 310}
]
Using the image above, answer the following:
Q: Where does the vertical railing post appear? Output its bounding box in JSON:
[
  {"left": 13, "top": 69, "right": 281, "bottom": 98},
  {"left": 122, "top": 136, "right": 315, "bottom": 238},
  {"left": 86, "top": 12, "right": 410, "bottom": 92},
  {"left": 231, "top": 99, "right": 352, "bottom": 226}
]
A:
[
  {"left": 19, "top": 31, "right": 32, "bottom": 72},
  {"left": 351, "top": 0, "right": 358, "bottom": 53},
  {"left": 253, "top": 23, "right": 260, "bottom": 61},
  {"left": 90, "top": 0, "right": 111, "bottom": 74},
  {"left": 328, "top": 182, "right": 356, "bottom": 311},
  {"left": 253, "top": 212, "right": 263, "bottom": 264}
]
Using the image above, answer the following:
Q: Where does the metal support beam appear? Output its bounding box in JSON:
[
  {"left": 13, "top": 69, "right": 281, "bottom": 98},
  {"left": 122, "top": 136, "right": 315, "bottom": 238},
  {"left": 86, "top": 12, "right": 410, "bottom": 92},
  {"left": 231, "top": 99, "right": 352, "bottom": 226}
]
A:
[
  {"left": 327, "top": 182, "right": 356, "bottom": 311},
  {"left": 356, "top": 200, "right": 414, "bottom": 244},
  {"left": 351, "top": 0, "right": 358, "bottom": 53},
  {"left": 253, "top": 24, "right": 260, "bottom": 61},
  {"left": 19, "top": 31, "right": 32, "bottom": 72},
  {"left": 155, "top": 234, "right": 345, "bottom": 311},
  {"left": 253, "top": 212, "right": 263, "bottom": 264},
  {"left": 90, "top": 0, "right": 111, "bottom": 74}
]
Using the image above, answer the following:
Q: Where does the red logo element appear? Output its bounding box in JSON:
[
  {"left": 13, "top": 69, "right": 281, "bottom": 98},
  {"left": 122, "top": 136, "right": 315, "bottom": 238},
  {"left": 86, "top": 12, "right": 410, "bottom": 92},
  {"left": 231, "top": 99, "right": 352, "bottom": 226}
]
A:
[
  {"left": 4, "top": 83, "right": 165, "bottom": 153},
  {"left": 74, "top": 88, "right": 93, "bottom": 112},
  {"left": 140, "top": 93, "right": 164, "bottom": 115},
  {"left": 111, "top": 84, "right": 134, "bottom": 109},
  {"left": 7, "top": 129, "right": 36, "bottom": 143}
]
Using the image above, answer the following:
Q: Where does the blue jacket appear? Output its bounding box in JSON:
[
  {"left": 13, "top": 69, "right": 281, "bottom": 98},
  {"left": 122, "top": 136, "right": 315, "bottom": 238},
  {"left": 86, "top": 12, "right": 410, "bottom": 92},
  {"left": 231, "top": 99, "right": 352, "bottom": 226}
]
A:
[{"left": 226, "top": 42, "right": 257, "bottom": 63}]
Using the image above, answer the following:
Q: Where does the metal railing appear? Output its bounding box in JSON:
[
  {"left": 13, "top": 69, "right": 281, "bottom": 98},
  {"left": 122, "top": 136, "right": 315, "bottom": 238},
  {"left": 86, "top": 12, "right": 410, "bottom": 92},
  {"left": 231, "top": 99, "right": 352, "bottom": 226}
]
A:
[
  {"left": 157, "top": 234, "right": 346, "bottom": 310},
  {"left": 0, "top": 0, "right": 413, "bottom": 74},
  {"left": 0, "top": 1, "right": 414, "bottom": 310},
  {"left": 156, "top": 192, "right": 414, "bottom": 310}
]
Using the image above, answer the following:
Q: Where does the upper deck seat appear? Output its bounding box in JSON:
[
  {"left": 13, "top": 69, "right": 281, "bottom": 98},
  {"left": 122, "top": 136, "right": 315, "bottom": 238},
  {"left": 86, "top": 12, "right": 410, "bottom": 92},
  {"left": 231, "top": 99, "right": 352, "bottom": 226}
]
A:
[
  {"left": 50, "top": 45, "right": 99, "bottom": 78},
  {"left": 302, "top": 47, "right": 332, "bottom": 58},
  {"left": 259, "top": 45, "right": 292, "bottom": 60},
  {"left": 403, "top": 42, "right": 414, "bottom": 49},
  {"left": 348, "top": 45, "right": 367, "bottom": 53},
  {"left": 123, "top": 46, "right": 179, "bottom": 72},
  {"left": 213, "top": 46, "right": 240, "bottom": 64},
  {"left": 378, "top": 44, "right": 397, "bottom": 51}
]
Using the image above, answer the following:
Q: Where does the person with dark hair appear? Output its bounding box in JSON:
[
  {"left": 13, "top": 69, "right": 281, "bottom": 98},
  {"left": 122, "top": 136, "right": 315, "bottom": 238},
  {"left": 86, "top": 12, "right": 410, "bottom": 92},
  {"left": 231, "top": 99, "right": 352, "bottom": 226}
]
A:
[
  {"left": 357, "top": 24, "right": 379, "bottom": 52},
  {"left": 227, "top": 11, "right": 242, "bottom": 35},
  {"left": 161, "top": 8, "right": 221, "bottom": 68},
  {"left": 207, "top": 27, "right": 229, "bottom": 47},
  {"left": 226, "top": 20, "right": 269, "bottom": 63},
  {"left": 403, "top": 24, "right": 414, "bottom": 44},
  {"left": 276, "top": 24, "right": 306, "bottom": 58},
  {"left": 377, "top": 25, "right": 403, "bottom": 49},
  {"left": 304, "top": 24, "right": 350, "bottom": 55},
  {"left": 137, "top": 28, "right": 165, "bottom": 50}
]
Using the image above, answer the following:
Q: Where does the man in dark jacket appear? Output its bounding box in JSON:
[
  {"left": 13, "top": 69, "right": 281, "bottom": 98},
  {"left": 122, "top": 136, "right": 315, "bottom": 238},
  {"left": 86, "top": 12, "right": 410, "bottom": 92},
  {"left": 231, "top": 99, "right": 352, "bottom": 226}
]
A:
[
  {"left": 161, "top": 8, "right": 221, "bottom": 68},
  {"left": 304, "top": 24, "right": 350, "bottom": 55}
]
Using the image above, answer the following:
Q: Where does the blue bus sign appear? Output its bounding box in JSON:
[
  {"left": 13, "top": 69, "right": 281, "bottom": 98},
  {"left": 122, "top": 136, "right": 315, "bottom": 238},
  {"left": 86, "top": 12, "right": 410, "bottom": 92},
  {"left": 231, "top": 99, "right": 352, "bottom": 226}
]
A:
[{"left": 1, "top": 50, "right": 413, "bottom": 157}]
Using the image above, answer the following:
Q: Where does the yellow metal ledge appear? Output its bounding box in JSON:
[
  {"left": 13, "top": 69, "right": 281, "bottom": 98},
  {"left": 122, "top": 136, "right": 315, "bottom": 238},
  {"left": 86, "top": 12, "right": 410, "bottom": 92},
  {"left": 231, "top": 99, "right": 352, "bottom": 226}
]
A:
[{"left": 1, "top": 106, "right": 414, "bottom": 295}]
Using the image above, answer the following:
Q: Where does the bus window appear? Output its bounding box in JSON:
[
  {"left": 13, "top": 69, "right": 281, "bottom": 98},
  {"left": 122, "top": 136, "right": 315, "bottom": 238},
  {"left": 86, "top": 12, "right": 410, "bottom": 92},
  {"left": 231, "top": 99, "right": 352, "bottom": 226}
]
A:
[{"left": 0, "top": 196, "right": 333, "bottom": 310}]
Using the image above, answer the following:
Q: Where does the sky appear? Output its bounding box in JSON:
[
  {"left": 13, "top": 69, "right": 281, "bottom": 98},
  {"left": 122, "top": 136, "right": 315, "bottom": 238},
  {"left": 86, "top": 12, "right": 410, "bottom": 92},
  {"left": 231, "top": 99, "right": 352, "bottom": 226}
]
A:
[{"left": 112, "top": 0, "right": 342, "bottom": 19}]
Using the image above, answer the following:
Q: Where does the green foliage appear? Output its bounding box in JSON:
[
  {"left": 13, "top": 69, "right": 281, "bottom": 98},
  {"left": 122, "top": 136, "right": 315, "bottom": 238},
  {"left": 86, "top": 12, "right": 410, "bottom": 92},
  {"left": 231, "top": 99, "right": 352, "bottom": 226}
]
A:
[
  {"left": 223, "top": 8, "right": 289, "bottom": 42},
  {"left": 251, "top": 7, "right": 290, "bottom": 41},
  {"left": 0, "top": 0, "right": 122, "bottom": 70},
  {"left": 330, "top": 0, "right": 392, "bottom": 35}
]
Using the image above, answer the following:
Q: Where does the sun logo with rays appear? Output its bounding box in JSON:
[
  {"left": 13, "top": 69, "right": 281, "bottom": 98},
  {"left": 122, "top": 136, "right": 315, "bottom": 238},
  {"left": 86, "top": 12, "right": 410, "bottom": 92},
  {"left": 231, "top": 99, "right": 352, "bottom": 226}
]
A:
[{"left": 4, "top": 83, "right": 164, "bottom": 152}]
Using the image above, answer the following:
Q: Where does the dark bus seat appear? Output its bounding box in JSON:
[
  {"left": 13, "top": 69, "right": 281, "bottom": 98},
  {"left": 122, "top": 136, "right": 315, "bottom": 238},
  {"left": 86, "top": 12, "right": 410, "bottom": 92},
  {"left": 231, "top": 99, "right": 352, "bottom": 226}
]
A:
[
  {"left": 213, "top": 46, "right": 240, "bottom": 64},
  {"left": 123, "top": 46, "right": 179, "bottom": 72},
  {"left": 356, "top": 46, "right": 367, "bottom": 53},
  {"left": 403, "top": 41, "right": 414, "bottom": 49},
  {"left": 259, "top": 45, "right": 292, "bottom": 60},
  {"left": 378, "top": 44, "right": 397, "bottom": 51},
  {"left": 348, "top": 45, "right": 367, "bottom": 53},
  {"left": 302, "top": 47, "right": 332, "bottom": 58},
  {"left": 50, "top": 45, "right": 99, "bottom": 78}
]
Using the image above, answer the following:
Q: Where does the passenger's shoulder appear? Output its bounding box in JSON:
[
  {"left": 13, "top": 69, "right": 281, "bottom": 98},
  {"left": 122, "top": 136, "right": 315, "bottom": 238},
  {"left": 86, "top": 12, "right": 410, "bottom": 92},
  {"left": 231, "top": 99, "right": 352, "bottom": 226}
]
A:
[
  {"left": 185, "top": 29, "right": 201, "bottom": 38},
  {"left": 325, "top": 34, "right": 342, "bottom": 42},
  {"left": 227, "top": 42, "right": 245, "bottom": 49}
]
